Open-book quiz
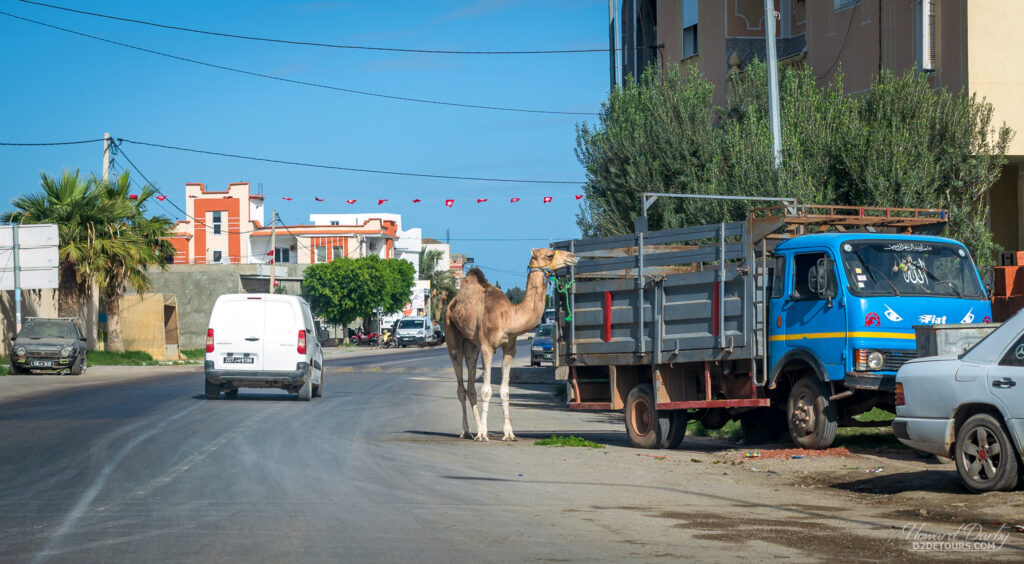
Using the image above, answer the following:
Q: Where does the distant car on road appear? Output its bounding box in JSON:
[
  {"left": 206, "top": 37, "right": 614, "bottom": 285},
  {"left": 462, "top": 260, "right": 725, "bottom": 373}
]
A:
[
  {"left": 395, "top": 316, "right": 442, "bottom": 347},
  {"left": 204, "top": 294, "right": 325, "bottom": 401},
  {"left": 9, "top": 317, "right": 88, "bottom": 375},
  {"left": 894, "top": 310, "right": 1024, "bottom": 493},
  {"left": 530, "top": 323, "right": 554, "bottom": 366}
]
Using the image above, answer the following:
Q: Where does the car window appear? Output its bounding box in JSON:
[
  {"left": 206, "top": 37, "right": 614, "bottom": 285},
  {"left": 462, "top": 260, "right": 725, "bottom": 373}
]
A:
[
  {"left": 998, "top": 333, "right": 1024, "bottom": 367},
  {"left": 790, "top": 252, "right": 835, "bottom": 301},
  {"left": 770, "top": 255, "right": 785, "bottom": 299},
  {"left": 536, "top": 325, "right": 553, "bottom": 337},
  {"left": 398, "top": 320, "right": 423, "bottom": 329}
]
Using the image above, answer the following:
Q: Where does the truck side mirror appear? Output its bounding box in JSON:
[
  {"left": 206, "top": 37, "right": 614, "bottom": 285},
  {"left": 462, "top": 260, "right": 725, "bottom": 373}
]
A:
[{"left": 816, "top": 257, "right": 838, "bottom": 303}]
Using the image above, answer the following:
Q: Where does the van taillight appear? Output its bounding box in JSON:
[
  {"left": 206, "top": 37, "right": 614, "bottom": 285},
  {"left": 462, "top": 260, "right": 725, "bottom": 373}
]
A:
[
  {"left": 297, "top": 330, "right": 307, "bottom": 354},
  {"left": 894, "top": 382, "right": 905, "bottom": 406},
  {"left": 206, "top": 329, "right": 215, "bottom": 353}
]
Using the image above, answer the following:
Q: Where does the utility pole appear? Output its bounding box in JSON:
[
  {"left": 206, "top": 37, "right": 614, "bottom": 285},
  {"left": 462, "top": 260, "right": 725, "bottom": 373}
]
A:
[
  {"left": 269, "top": 209, "right": 277, "bottom": 293},
  {"left": 12, "top": 224, "right": 21, "bottom": 333},
  {"left": 764, "top": 0, "right": 783, "bottom": 171},
  {"left": 609, "top": 0, "right": 617, "bottom": 91},
  {"left": 102, "top": 132, "right": 112, "bottom": 183}
]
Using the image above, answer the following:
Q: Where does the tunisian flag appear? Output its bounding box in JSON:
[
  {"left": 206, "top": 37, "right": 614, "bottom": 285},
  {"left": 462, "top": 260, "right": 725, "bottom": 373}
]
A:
[
  {"left": 543, "top": 196, "right": 553, "bottom": 203},
  {"left": 378, "top": 199, "right": 388, "bottom": 205},
  {"left": 346, "top": 199, "right": 356, "bottom": 204},
  {"left": 510, "top": 197, "right": 520, "bottom": 203},
  {"left": 476, "top": 198, "right": 488, "bottom": 203},
  {"left": 445, "top": 199, "right": 454, "bottom": 208}
]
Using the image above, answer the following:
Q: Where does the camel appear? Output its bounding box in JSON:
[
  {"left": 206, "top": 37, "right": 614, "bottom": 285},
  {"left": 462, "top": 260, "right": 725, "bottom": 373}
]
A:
[{"left": 445, "top": 248, "right": 578, "bottom": 441}]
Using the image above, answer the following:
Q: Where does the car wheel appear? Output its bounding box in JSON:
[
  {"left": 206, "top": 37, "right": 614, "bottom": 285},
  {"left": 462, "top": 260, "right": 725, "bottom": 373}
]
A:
[
  {"left": 70, "top": 356, "right": 84, "bottom": 376},
  {"left": 624, "top": 384, "right": 670, "bottom": 449},
  {"left": 954, "top": 413, "right": 1020, "bottom": 493},
  {"left": 313, "top": 373, "right": 323, "bottom": 398},
  {"left": 741, "top": 407, "right": 788, "bottom": 445},
  {"left": 787, "top": 377, "right": 838, "bottom": 449},
  {"left": 205, "top": 379, "right": 221, "bottom": 400},
  {"left": 297, "top": 369, "right": 313, "bottom": 401}
]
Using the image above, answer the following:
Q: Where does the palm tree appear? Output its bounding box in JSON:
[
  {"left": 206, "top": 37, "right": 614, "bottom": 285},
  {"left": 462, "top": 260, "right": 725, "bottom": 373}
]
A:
[
  {"left": 92, "top": 172, "right": 175, "bottom": 352},
  {"left": 419, "top": 248, "right": 458, "bottom": 324},
  {"left": 1, "top": 170, "right": 113, "bottom": 317}
]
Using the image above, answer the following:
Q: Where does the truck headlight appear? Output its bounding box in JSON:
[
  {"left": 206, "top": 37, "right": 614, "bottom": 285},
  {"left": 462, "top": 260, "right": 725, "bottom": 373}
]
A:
[
  {"left": 15, "top": 346, "right": 25, "bottom": 356},
  {"left": 61, "top": 346, "right": 73, "bottom": 357},
  {"left": 855, "top": 349, "right": 885, "bottom": 371}
]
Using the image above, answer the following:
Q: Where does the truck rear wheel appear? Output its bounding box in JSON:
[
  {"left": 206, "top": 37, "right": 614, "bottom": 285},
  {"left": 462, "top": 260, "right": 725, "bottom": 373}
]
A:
[
  {"left": 625, "top": 384, "right": 670, "bottom": 449},
  {"left": 787, "top": 377, "right": 837, "bottom": 449},
  {"left": 665, "top": 411, "right": 687, "bottom": 449}
]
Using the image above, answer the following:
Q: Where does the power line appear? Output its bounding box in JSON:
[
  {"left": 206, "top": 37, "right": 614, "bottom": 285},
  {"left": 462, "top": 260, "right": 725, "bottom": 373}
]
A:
[
  {"left": 17, "top": 0, "right": 657, "bottom": 56},
  {"left": 0, "top": 138, "right": 105, "bottom": 146},
  {"left": 117, "top": 138, "right": 582, "bottom": 185},
  {"left": 0, "top": 11, "right": 597, "bottom": 116}
]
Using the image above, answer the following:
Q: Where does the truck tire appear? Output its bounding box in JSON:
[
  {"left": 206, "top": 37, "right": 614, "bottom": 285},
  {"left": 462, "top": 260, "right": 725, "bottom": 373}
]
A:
[
  {"left": 625, "top": 384, "right": 670, "bottom": 449},
  {"left": 741, "top": 407, "right": 787, "bottom": 444},
  {"left": 205, "top": 379, "right": 221, "bottom": 400},
  {"left": 297, "top": 370, "right": 313, "bottom": 401},
  {"left": 954, "top": 413, "right": 1020, "bottom": 493},
  {"left": 787, "top": 377, "right": 837, "bottom": 449},
  {"left": 665, "top": 411, "right": 687, "bottom": 449}
]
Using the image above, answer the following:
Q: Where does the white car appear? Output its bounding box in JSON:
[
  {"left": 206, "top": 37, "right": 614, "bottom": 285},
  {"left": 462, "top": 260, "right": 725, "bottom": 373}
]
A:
[
  {"left": 894, "top": 310, "right": 1024, "bottom": 492},
  {"left": 204, "top": 294, "right": 325, "bottom": 401}
]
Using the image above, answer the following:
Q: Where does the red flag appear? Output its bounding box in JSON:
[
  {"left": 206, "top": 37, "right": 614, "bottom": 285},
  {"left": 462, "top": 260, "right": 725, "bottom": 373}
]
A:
[
  {"left": 510, "top": 197, "right": 520, "bottom": 203},
  {"left": 543, "top": 196, "right": 553, "bottom": 203},
  {"left": 412, "top": 199, "right": 422, "bottom": 203},
  {"left": 282, "top": 197, "right": 292, "bottom": 201},
  {"left": 575, "top": 194, "right": 584, "bottom": 200},
  {"left": 273, "top": 281, "right": 279, "bottom": 287},
  {"left": 189, "top": 195, "right": 198, "bottom": 198},
  {"left": 315, "top": 197, "right": 324, "bottom": 202},
  {"left": 223, "top": 195, "right": 232, "bottom": 199},
  {"left": 129, "top": 194, "right": 138, "bottom": 200},
  {"left": 445, "top": 199, "right": 454, "bottom": 208},
  {"left": 346, "top": 199, "right": 356, "bottom": 204},
  {"left": 378, "top": 199, "right": 388, "bottom": 205},
  {"left": 477, "top": 198, "right": 488, "bottom": 203},
  {"left": 266, "top": 251, "right": 274, "bottom": 256},
  {"left": 268, "top": 259, "right": 274, "bottom": 265},
  {"left": 156, "top": 195, "right": 166, "bottom": 201}
]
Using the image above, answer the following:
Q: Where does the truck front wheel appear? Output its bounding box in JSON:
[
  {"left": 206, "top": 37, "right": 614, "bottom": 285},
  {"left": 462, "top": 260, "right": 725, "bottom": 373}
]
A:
[
  {"left": 625, "top": 384, "right": 671, "bottom": 449},
  {"left": 787, "top": 377, "right": 838, "bottom": 449}
]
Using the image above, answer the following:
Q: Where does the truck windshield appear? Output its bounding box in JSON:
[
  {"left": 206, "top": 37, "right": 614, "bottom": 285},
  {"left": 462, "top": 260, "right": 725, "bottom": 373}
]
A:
[
  {"left": 398, "top": 320, "right": 424, "bottom": 329},
  {"left": 840, "top": 241, "right": 984, "bottom": 299}
]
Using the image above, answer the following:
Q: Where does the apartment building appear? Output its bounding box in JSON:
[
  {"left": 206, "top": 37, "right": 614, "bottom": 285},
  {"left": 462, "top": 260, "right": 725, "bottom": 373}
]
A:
[{"left": 615, "top": 0, "right": 1024, "bottom": 250}]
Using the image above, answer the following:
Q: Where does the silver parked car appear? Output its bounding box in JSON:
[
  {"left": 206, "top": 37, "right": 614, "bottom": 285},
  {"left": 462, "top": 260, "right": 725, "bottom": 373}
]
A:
[{"left": 893, "top": 310, "right": 1024, "bottom": 493}]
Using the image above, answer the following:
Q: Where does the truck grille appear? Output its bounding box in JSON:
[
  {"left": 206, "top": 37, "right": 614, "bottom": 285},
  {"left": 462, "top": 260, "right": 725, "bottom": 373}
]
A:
[{"left": 883, "top": 350, "right": 918, "bottom": 372}]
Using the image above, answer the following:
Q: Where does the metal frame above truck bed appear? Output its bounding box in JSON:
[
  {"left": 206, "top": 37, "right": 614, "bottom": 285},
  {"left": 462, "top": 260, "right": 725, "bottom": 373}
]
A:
[{"left": 550, "top": 203, "right": 947, "bottom": 412}]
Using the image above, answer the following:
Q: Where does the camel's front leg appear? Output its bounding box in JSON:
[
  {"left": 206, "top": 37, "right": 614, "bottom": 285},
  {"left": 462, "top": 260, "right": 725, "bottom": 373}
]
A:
[
  {"left": 464, "top": 343, "right": 482, "bottom": 439},
  {"left": 475, "top": 347, "right": 494, "bottom": 442},
  {"left": 500, "top": 342, "right": 517, "bottom": 441},
  {"left": 448, "top": 344, "right": 471, "bottom": 439}
]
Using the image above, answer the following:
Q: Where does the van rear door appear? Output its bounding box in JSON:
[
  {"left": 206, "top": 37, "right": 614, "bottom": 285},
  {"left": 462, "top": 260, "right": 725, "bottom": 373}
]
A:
[
  {"left": 263, "top": 296, "right": 303, "bottom": 372},
  {"left": 210, "top": 295, "right": 265, "bottom": 371}
]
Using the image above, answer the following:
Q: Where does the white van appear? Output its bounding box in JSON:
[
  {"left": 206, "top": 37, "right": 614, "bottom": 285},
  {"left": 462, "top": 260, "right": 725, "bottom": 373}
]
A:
[
  {"left": 204, "top": 294, "right": 325, "bottom": 400},
  {"left": 394, "top": 316, "right": 440, "bottom": 347}
]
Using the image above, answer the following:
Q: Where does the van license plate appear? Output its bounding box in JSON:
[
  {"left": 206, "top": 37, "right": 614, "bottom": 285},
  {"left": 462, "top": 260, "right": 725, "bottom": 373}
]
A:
[
  {"left": 32, "top": 360, "right": 53, "bottom": 367},
  {"left": 223, "top": 357, "right": 254, "bottom": 364}
]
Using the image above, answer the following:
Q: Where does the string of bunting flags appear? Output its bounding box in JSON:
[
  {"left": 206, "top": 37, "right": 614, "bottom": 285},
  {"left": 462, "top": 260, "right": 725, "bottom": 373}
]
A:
[{"left": 168, "top": 194, "right": 587, "bottom": 206}]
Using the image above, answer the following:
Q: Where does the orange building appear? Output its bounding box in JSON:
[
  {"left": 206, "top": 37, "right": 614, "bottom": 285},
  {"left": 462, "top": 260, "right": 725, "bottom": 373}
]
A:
[{"left": 169, "top": 182, "right": 264, "bottom": 264}]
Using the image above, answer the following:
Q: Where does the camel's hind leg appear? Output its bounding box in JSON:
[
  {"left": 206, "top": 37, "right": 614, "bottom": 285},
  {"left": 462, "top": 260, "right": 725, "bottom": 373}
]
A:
[
  {"left": 446, "top": 327, "right": 472, "bottom": 439},
  {"left": 475, "top": 345, "right": 494, "bottom": 442},
  {"left": 463, "top": 340, "right": 482, "bottom": 439}
]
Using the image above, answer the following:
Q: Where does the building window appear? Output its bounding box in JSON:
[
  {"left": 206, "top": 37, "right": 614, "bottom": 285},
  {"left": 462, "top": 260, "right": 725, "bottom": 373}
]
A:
[
  {"left": 212, "top": 250, "right": 222, "bottom": 263},
  {"left": 212, "top": 211, "right": 222, "bottom": 235},
  {"left": 916, "top": 0, "right": 935, "bottom": 72},
  {"left": 682, "top": 0, "right": 698, "bottom": 59},
  {"left": 275, "top": 248, "right": 290, "bottom": 263},
  {"left": 834, "top": 0, "right": 859, "bottom": 10},
  {"left": 330, "top": 221, "right": 340, "bottom": 225},
  {"left": 333, "top": 246, "right": 344, "bottom": 260},
  {"left": 316, "top": 246, "right": 327, "bottom": 263}
]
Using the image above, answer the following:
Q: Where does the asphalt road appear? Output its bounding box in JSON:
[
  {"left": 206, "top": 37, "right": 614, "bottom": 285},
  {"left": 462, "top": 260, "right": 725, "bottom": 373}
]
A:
[{"left": 3, "top": 346, "right": 1024, "bottom": 563}]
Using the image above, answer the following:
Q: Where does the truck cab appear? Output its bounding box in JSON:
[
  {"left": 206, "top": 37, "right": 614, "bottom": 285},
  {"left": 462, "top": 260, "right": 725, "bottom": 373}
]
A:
[{"left": 767, "top": 234, "right": 990, "bottom": 446}]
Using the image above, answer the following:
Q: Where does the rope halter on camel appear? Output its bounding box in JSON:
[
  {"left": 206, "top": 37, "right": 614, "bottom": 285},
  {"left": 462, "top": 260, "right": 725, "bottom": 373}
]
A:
[{"left": 526, "top": 250, "right": 574, "bottom": 322}]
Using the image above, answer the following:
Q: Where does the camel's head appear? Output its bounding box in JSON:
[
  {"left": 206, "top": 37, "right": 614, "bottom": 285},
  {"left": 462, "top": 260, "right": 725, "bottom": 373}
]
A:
[{"left": 529, "top": 248, "right": 578, "bottom": 273}]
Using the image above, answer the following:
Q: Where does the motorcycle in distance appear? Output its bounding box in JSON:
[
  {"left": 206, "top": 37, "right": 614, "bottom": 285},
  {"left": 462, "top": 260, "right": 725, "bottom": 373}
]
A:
[
  {"left": 350, "top": 328, "right": 378, "bottom": 346},
  {"left": 379, "top": 328, "right": 395, "bottom": 349}
]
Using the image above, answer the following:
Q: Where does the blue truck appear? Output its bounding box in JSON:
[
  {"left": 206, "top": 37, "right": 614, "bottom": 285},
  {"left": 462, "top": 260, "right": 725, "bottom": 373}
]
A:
[{"left": 551, "top": 204, "right": 991, "bottom": 449}]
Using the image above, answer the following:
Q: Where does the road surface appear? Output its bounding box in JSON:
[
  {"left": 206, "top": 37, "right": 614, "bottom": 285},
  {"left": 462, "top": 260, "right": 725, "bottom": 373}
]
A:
[{"left": 2, "top": 346, "right": 1022, "bottom": 563}]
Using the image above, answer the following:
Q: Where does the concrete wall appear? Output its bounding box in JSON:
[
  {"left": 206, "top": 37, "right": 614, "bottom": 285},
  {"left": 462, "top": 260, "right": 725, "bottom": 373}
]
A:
[
  {"left": 120, "top": 294, "right": 181, "bottom": 361},
  {"left": 135, "top": 263, "right": 307, "bottom": 350}
]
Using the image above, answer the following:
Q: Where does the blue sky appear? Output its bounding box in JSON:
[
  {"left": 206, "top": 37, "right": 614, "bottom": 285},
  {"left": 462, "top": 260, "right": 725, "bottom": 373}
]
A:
[{"left": 0, "top": 0, "right": 610, "bottom": 289}]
